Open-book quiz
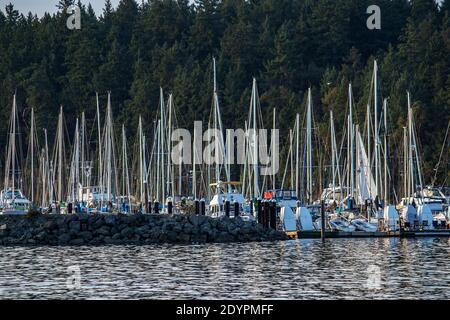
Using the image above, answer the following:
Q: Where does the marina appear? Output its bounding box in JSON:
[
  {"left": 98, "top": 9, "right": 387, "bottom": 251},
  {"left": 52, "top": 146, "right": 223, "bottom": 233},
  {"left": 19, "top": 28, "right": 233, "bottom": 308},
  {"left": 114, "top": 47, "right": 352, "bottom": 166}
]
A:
[
  {"left": 0, "top": 58, "right": 449, "bottom": 242},
  {"left": 0, "top": 0, "right": 449, "bottom": 304}
]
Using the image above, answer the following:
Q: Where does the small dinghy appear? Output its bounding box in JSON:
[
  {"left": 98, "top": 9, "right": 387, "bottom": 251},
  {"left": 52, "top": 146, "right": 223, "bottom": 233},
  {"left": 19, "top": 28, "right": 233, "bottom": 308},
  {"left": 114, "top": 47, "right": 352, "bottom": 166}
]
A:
[
  {"left": 329, "top": 218, "right": 356, "bottom": 232},
  {"left": 296, "top": 206, "right": 314, "bottom": 231},
  {"left": 351, "top": 219, "right": 377, "bottom": 232}
]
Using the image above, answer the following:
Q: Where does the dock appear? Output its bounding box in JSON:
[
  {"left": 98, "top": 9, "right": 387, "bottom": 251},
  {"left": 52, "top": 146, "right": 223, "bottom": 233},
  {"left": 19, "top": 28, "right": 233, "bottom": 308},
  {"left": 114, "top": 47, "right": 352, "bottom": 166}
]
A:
[
  {"left": 294, "top": 229, "right": 450, "bottom": 239},
  {"left": 296, "top": 230, "right": 400, "bottom": 239}
]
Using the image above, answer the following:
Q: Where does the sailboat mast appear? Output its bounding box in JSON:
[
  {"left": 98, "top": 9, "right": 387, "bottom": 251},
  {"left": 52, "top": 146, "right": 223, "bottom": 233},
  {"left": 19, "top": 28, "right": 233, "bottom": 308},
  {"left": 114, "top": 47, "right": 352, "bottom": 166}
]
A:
[
  {"left": 403, "top": 126, "right": 408, "bottom": 198},
  {"left": 407, "top": 92, "right": 414, "bottom": 196},
  {"left": 58, "top": 106, "right": 63, "bottom": 202},
  {"left": 213, "top": 58, "right": 219, "bottom": 184},
  {"left": 252, "top": 78, "right": 259, "bottom": 199},
  {"left": 30, "top": 108, "right": 35, "bottom": 203},
  {"left": 81, "top": 111, "right": 85, "bottom": 202},
  {"left": 331, "top": 110, "right": 336, "bottom": 201},
  {"left": 272, "top": 107, "right": 276, "bottom": 191},
  {"left": 12, "top": 95, "right": 16, "bottom": 195},
  {"left": 106, "top": 93, "right": 112, "bottom": 206},
  {"left": 44, "top": 129, "right": 51, "bottom": 205},
  {"left": 366, "top": 103, "right": 371, "bottom": 199},
  {"left": 96, "top": 93, "right": 103, "bottom": 208},
  {"left": 349, "top": 83, "right": 354, "bottom": 198},
  {"left": 290, "top": 128, "right": 294, "bottom": 191},
  {"left": 374, "top": 60, "right": 379, "bottom": 199},
  {"left": 383, "top": 98, "right": 388, "bottom": 203},
  {"left": 295, "top": 113, "right": 300, "bottom": 199},
  {"left": 192, "top": 122, "right": 197, "bottom": 199},
  {"left": 167, "top": 94, "right": 173, "bottom": 200},
  {"left": 306, "top": 88, "right": 313, "bottom": 205},
  {"left": 139, "top": 116, "right": 144, "bottom": 204},
  {"left": 159, "top": 88, "right": 166, "bottom": 206}
]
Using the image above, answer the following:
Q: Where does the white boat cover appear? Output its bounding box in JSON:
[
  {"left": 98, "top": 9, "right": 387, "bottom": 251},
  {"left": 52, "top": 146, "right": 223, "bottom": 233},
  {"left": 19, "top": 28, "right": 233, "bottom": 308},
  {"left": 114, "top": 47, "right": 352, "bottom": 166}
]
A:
[
  {"left": 280, "top": 206, "right": 297, "bottom": 232},
  {"left": 296, "top": 206, "right": 314, "bottom": 231},
  {"left": 383, "top": 205, "right": 400, "bottom": 231},
  {"left": 401, "top": 204, "right": 417, "bottom": 225},
  {"left": 417, "top": 204, "right": 434, "bottom": 230}
]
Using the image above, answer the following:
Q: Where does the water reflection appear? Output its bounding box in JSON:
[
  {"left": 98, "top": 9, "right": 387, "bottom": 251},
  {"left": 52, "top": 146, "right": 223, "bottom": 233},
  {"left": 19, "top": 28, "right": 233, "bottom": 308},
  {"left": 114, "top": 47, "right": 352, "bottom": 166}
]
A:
[{"left": 0, "top": 238, "right": 449, "bottom": 299}]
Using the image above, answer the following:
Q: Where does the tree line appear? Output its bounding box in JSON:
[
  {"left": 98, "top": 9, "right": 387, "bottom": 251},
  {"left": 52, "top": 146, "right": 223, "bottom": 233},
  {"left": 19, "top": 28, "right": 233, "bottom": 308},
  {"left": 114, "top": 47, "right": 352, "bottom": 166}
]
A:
[{"left": 0, "top": 0, "right": 449, "bottom": 187}]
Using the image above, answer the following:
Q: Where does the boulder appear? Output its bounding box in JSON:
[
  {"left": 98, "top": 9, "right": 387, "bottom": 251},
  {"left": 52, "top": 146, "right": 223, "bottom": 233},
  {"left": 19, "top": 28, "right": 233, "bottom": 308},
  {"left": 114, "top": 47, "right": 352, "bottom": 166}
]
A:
[
  {"left": 92, "top": 216, "right": 105, "bottom": 229},
  {"left": 183, "top": 223, "right": 195, "bottom": 234},
  {"left": 120, "top": 227, "right": 134, "bottom": 238},
  {"left": 44, "top": 220, "right": 57, "bottom": 231},
  {"left": 78, "top": 231, "right": 93, "bottom": 241},
  {"left": 104, "top": 215, "right": 117, "bottom": 226},
  {"left": 188, "top": 214, "right": 208, "bottom": 227},
  {"left": 36, "top": 231, "right": 48, "bottom": 241},
  {"left": 112, "top": 233, "right": 122, "bottom": 240},
  {"left": 167, "top": 231, "right": 178, "bottom": 242},
  {"left": 70, "top": 238, "right": 85, "bottom": 245},
  {"left": 58, "top": 233, "right": 71, "bottom": 244},
  {"left": 217, "top": 231, "right": 233, "bottom": 243},
  {"left": 68, "top": 220, "right": 80, "bottom": 232},
  {"left": 96, "top": 226, "right": 111, "bottom": 236},
  {"left": 177, "top": 233, "right": 191, "bottom": 243}
]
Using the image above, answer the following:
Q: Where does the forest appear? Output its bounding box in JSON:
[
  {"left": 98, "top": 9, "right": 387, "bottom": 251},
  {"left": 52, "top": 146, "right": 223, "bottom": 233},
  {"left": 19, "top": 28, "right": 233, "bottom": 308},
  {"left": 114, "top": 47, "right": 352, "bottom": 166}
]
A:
[{"left": 0, "top": 0, "right": 449, "bottom": 191}]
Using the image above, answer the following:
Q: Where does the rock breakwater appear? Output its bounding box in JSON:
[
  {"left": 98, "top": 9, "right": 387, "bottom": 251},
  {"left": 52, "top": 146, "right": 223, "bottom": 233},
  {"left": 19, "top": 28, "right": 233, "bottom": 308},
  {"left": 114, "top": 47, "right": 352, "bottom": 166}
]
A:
[{"left": 0, "top": 214, "right": 288, "bottom": 245}]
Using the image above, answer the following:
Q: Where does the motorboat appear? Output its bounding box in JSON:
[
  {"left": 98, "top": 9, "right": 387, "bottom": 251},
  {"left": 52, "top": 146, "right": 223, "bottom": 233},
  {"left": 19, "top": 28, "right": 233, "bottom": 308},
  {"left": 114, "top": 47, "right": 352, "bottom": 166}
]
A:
[
  {"left": 209, "top": 181, "right": 254, "bottom": 221},
  {"left": 314, "top": 185, "right": 349, "bottom": 206},
  {"left": 0, "top": 189, "right": 30, "bottom": 215},
  {"left": 263, "top": 189, "right": 299, "bottom": 211}
]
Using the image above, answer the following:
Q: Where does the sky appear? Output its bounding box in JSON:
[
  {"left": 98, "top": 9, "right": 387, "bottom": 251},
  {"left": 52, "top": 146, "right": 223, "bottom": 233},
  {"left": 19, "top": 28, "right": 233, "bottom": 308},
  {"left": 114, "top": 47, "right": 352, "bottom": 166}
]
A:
[
  {"left": 0, "top": 0, "right": 446, "bottom": 18},
  {"left": 0, "top": 0, "right": 121, "bottom": 17}
]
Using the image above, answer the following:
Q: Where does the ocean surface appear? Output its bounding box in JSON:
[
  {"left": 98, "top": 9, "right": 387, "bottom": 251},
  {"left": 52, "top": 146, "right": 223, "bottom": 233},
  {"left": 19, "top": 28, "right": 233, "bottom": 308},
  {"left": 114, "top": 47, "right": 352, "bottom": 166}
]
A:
[{"left": 1, "top": 238, "right": 449, "bottom": 299}]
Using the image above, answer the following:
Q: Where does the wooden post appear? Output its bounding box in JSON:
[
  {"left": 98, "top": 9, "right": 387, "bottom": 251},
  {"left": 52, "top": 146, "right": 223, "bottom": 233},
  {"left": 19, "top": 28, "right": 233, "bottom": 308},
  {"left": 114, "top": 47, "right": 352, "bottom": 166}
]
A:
[
  {"left": 167, "top": 200, "right": 173, "bottom": 215},
  {"left": 225, "top": 200, "right": 230, "bottom": 217},
  {"left": 194, "top": 199, "right": 200, "bottom": 215},
  {"left": 200, "top": 199, "right": 206, "bottom": 216},
  {"left": 321, "top": 200, "right": 325, "bottom": 242}
]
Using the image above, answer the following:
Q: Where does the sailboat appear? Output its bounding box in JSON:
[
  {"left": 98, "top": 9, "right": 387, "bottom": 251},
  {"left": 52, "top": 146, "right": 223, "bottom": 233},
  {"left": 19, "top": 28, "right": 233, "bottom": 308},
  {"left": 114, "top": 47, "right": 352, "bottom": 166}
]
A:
[
  {"left": 207, "top": 58, "right": 252, "bottom": 220},
  {"left": 0, "top": 95, "right": 31, "bottom": 215},
  {"left": 99, "top": 92, "right": 118, "bottom": 212},
  {"left": 397, "top": 92, "right": 433, "bottom": 230}
]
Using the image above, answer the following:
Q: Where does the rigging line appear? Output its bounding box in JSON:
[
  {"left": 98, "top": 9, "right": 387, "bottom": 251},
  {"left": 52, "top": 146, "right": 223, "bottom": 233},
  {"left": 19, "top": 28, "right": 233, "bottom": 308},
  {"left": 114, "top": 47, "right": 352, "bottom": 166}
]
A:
[{"left": 432, "top": 119, "right": 450, "bottom": 186}]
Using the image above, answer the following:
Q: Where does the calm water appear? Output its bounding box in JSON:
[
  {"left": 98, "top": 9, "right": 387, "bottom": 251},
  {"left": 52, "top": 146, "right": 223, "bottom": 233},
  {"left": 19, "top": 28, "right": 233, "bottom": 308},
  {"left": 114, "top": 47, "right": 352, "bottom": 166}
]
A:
[{"left": 0, "top": 238, "right": 449, "bottom": 299}]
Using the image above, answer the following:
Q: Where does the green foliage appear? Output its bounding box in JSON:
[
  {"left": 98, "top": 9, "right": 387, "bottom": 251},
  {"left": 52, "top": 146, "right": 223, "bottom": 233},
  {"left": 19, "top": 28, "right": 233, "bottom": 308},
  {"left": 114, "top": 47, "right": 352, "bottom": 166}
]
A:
[{"left": 0, "top": 0, "right": 448, "bottom": 184}]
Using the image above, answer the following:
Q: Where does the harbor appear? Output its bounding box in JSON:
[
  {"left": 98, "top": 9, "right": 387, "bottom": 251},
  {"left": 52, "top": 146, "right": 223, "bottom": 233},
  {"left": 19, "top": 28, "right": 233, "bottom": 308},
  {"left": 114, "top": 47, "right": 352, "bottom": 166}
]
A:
[
  {"left": 0, "top": 0, "right": 450, "bottom": 304},
  {"left": 0, "top": 58, "right": 449, "bottom": 242}
]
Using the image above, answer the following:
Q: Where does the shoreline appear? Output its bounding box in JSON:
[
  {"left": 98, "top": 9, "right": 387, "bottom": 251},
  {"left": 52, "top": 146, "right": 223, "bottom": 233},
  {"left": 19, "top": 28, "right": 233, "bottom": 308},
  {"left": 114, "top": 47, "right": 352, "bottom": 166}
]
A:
[{"left": 0, "top": 213, "right": 288, "bottom": 246}]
